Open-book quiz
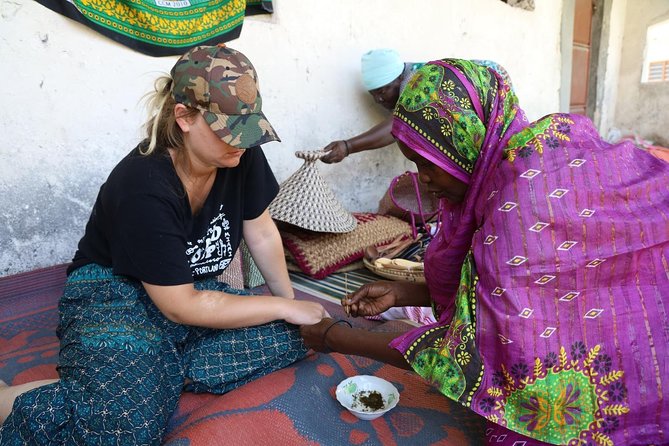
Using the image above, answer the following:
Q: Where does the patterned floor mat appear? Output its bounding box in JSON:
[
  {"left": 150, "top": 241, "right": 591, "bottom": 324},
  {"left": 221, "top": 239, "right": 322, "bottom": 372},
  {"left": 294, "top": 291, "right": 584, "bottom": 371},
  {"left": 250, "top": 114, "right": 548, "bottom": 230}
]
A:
[
  {"left": 0, "top": 264, "right": 486, "bottom": 445},
  {"left": 289, "top": 269, "right": 380, "bottom": 304}
]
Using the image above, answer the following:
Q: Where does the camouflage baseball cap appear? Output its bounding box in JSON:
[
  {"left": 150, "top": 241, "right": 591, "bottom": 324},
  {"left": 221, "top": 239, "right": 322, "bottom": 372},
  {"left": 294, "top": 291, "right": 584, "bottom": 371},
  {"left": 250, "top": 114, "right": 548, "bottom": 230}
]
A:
[{"left": 170, "top": 44, "right": 280, "bottom": 148}]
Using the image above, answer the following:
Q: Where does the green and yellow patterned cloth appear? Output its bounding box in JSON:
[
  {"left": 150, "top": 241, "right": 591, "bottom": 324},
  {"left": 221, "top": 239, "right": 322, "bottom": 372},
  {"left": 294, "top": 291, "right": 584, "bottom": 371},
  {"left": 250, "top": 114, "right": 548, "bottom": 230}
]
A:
[{"left": 34, "top": 0, "right": 273, "bottom": 56}]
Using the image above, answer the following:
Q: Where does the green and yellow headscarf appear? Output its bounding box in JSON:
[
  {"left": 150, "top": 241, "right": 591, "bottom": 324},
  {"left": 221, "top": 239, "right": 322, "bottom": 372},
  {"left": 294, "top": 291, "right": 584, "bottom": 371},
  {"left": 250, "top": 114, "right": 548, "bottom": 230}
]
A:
[{"left": 392, "top": 59, "right": 519, "bottom": 183}]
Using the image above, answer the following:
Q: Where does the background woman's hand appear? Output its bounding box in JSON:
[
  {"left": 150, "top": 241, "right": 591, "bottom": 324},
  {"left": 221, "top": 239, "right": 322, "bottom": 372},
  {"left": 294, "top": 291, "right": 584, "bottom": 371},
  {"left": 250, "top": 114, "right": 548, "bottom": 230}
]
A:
[
  {"left": 283, "top": 300, "right": 329, "bottom": 326},
  {"left": 321, "top": 141, "right": 348, "bottom": 164},
  {"left": 299, "top": 318, "right": 336, "bottom": 352},
  {"left": 342, "top": 281, "right": 401, "bottom": 317}
]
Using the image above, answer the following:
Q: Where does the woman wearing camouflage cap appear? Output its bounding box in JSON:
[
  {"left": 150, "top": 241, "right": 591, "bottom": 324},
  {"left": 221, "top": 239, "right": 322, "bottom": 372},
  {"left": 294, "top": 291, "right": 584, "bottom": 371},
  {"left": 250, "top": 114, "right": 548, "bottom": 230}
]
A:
[{"left": 0, "top": 45, "right": 327, "bottom": 445}]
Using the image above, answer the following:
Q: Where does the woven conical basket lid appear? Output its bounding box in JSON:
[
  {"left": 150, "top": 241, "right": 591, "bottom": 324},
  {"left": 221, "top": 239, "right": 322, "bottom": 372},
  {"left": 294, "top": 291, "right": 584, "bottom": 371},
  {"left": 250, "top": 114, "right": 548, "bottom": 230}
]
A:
[{"left": 269, "top": 151, "right": 357, "bottom": 233}]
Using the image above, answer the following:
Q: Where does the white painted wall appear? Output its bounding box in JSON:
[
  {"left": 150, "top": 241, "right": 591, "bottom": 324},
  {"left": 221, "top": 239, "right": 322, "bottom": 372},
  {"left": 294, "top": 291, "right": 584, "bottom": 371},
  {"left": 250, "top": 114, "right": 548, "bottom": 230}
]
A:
[
  {"left": 0, "top": 0, "right": 564, "bottom": 276},
  {"left": 614, "top": 1, "right": 669, "bottom": 144}
]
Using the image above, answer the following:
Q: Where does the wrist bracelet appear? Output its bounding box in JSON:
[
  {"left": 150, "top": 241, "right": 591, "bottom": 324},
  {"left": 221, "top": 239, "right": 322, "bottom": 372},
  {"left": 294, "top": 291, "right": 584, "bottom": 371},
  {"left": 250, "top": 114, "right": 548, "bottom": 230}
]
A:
[
  {"left": 322, "top": 319, "right": 352, "bottom": 350},
  {"left": 343, "top": 140, "right": 352, "bottom": 156}
]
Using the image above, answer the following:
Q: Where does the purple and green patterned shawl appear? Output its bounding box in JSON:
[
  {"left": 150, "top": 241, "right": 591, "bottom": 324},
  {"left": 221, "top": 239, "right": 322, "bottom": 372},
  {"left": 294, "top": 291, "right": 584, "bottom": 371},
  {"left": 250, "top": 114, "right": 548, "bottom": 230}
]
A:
[{"left": 390, "top": 59, "right": 669, "bottom": 445}]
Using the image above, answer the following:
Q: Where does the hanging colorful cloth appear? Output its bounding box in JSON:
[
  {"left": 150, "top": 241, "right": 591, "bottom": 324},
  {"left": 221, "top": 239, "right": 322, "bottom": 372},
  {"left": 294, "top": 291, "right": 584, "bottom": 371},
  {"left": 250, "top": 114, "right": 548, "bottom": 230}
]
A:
[{"left": 34, "top": 0, "right": 273, "bottom": 57}]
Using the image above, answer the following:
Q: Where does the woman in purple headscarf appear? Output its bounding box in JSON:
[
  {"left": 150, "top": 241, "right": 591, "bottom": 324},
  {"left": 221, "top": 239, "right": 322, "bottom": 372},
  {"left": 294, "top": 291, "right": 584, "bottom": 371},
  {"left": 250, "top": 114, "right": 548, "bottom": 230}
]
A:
[{"left": 301, "top": 59, "right": 669, "bottom": 445}]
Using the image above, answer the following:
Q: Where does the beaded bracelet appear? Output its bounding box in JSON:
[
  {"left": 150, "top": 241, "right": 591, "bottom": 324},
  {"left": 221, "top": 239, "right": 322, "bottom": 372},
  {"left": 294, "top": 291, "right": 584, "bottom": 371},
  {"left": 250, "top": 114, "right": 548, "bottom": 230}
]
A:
[
  {"left": 322, "top": 319, "right": 352, "bottom": 350},
  {"left": 343, "top": 140, "right": 352, "bottom": 156}
]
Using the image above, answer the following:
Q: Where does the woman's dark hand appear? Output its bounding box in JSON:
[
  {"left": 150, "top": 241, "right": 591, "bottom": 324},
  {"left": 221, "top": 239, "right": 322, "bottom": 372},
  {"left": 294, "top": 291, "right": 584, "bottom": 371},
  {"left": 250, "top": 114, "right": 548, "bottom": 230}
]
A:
[
  {"left": 300, "top": 317, "right": 336, "bottom": 352},
  {"left": 342, "top": 281, "right": 400, "bottom": 317},
  {"left": 321, "top": 141, "right": 348, "bottom": 163}
]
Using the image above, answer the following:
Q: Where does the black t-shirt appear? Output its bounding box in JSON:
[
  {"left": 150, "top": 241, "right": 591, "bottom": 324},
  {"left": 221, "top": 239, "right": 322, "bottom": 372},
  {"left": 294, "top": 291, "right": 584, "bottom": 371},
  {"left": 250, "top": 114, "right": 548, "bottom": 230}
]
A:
[{"left": 68, "top": 144, "right": 279, "bottom": 286}]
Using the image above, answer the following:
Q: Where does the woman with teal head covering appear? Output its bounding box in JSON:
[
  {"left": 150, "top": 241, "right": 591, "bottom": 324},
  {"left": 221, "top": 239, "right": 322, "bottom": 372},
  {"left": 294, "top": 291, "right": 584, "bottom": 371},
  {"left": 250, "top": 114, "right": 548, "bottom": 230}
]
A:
[{"left": 320, "top": 50, "right": 514, "bottom": 165}]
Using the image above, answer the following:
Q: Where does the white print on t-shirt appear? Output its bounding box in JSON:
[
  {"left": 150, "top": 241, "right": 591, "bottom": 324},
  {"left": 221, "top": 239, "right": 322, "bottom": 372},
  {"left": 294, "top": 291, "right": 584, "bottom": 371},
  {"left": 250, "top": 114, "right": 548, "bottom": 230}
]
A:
[{"left": 185, "top": 204, "right": 234, "bottom": 276}]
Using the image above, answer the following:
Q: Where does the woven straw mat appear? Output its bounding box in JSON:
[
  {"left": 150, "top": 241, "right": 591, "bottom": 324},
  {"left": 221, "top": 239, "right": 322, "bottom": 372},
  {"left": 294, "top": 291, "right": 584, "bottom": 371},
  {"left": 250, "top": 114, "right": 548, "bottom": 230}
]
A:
[{"left": 280, "top": 213, "right": 411, "bottom": 279}]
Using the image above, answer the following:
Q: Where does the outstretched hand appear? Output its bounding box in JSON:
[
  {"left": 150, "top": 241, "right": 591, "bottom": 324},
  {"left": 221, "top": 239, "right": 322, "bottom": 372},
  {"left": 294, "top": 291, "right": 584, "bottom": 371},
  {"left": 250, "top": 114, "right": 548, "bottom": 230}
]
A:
[
  {"left": 321, "top": 140, "right": 348, "bottom": 164},
  {"left": 342, "top": 281, "right": 400, "bottom": 317},
  {"left": 284, "top": 300, "right": 330, "bottom": 326}
]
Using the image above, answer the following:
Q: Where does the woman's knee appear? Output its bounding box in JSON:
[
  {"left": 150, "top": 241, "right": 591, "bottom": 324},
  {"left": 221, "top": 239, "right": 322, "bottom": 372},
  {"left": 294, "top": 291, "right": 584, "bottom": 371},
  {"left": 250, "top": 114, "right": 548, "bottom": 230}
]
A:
[{"left": 184, "top": 320, "right": 308, "bottom": 393}]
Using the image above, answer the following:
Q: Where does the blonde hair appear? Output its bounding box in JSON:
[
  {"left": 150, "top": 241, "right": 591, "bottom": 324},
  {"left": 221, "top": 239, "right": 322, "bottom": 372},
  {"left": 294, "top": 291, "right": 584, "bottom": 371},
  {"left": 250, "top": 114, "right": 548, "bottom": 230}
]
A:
[{"left": 142, "top": 75, "right": 198, "bottom": 156}]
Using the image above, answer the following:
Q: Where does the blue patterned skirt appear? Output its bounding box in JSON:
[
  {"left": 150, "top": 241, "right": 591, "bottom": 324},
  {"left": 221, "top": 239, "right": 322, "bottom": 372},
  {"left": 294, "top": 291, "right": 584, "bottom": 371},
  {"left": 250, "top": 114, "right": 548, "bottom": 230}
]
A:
[{"left": 0, "top": 264, "right": 307, "bottom": 445}]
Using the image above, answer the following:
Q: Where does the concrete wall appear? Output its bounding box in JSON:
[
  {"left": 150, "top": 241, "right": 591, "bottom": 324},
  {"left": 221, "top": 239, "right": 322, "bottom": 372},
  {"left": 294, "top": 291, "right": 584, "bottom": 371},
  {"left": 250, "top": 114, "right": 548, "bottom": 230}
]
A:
[
  {"left": 614, "top": 1, "right": 669, "bottom": 144},
  {"left": 0, "top": 0, "right": 564, "bottom": 276},
  {"left": 590, "top": 0, "right": 627, "bottom": 137}
]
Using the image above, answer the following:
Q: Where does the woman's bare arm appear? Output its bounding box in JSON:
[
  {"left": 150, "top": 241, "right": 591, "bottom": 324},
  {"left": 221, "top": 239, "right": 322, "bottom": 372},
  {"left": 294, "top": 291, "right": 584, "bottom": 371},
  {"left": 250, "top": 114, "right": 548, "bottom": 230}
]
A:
[
  {"left": 143, "top": 282, "right": 326, "bottom": 328},
  {"left": 242, "top": 209, "right": 294, "bottom": 299}
]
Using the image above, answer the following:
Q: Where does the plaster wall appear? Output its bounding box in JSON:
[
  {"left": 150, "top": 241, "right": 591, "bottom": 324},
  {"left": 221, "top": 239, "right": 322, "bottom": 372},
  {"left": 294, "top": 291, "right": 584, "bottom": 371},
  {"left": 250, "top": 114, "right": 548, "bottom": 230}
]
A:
[
  {"left": 614, "top": 1, "right": 669, "bottom": 144},
  {"left": 0, "top": 0, "right": 564, "bottom": 276},
  {"left": 591, "top": 0, "right": 627, "bottom": 137}
]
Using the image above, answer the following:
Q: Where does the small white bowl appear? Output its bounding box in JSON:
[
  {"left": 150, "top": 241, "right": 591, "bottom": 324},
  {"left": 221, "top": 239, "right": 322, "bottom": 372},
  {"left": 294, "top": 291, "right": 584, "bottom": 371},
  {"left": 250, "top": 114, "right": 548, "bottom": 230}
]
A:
[{"left": 335, "top": 375, "right": 400, "bottom": 420}]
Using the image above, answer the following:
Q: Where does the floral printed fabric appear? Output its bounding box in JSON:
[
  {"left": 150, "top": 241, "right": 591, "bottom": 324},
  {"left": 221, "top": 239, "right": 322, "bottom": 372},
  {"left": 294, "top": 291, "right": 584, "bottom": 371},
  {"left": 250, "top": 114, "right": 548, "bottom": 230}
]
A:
[{"left": 390, "top": 59, "right": 669, "bottom": 445}]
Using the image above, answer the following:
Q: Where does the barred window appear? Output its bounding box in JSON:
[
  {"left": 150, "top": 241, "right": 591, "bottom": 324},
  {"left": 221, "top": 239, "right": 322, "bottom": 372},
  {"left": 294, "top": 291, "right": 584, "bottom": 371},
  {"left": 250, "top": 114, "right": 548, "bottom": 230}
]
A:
[
  {"left": 647, "top": 61, "right": 669, "bottom": 82},
  {"left": 642, "top": 19, "right": 669, "bottom": 83}
]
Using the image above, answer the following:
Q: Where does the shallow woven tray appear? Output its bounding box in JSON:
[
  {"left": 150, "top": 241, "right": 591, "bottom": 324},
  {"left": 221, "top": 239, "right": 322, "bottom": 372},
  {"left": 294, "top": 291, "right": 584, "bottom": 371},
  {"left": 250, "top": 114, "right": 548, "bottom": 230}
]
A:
[{"left": 363, "top": 258, "right": 426, "bottom": 283}]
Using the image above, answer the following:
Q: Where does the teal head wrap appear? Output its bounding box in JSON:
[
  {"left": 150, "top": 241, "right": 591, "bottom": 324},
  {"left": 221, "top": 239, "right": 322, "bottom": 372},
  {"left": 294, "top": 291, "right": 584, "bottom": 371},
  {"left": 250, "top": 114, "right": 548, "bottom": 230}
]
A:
[{"left": 361, "top": 49, "right": 404, "bottom": 91}]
